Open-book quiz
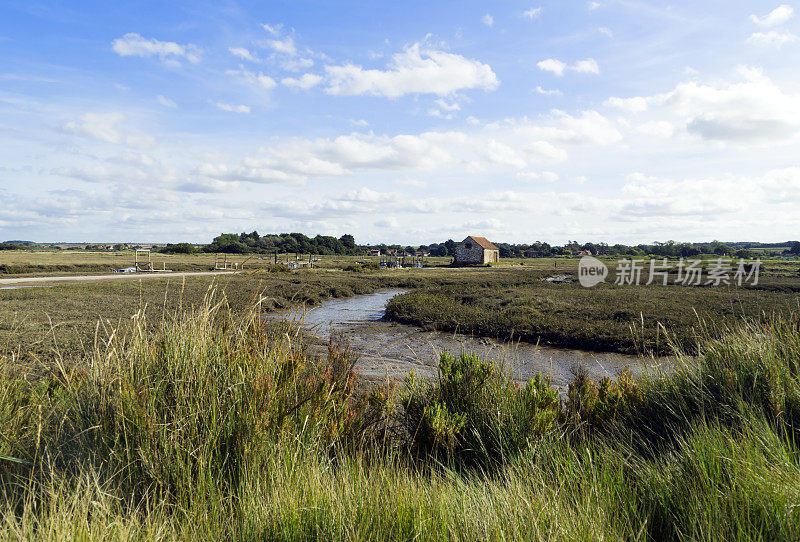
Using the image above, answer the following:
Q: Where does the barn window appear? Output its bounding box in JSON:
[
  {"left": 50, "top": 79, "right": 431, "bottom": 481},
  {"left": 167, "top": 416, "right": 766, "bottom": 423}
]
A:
[{"left": 465, "top": 242, "right": 472, "bottom": 249}]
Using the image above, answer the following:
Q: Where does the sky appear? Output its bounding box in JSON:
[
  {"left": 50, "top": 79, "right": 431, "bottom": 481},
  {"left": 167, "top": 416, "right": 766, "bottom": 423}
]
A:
[{"left": 1, "top": 0, "right": 799, "bottom": 245}]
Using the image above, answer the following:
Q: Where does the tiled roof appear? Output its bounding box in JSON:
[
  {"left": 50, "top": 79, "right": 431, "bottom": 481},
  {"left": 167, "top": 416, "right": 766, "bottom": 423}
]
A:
[{"left": 466, "top": 236, "right": 499, "bottom": 251}]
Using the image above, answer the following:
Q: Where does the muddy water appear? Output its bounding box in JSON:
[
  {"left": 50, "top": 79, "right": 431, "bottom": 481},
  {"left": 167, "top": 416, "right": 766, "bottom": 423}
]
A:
[{"left": 270, "top": 290, "right": 671, "bottom": 392}]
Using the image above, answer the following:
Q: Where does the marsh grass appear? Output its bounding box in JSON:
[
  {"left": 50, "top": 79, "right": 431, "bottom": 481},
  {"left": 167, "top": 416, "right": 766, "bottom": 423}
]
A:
[
  {"left": 385, "top": 283, "right": 800, "bottom": 355},
  {"left": 1, "top": 290, "right": 799, "bottom": 540}
]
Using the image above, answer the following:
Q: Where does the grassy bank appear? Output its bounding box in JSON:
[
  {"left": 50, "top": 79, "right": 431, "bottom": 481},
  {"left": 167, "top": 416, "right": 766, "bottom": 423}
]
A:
[
  {"left": 1, "top": 292, "right": 799, "bottom": 540},
  {"left": 385, "top": 281, "right": 800, "bottom": 354},
  {"left": 0, "top": 269, "right": 421, "bottom": 365},
  {"left": 4, "top": 264, "right": 799, "bottom": 366}
]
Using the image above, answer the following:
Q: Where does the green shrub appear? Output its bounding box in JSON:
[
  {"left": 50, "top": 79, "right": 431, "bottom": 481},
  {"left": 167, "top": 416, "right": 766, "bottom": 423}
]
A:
[
  {"left": 565, "top": 370, "right": 642, "bottom": 428},
  {"left": 400, "top": 350, "right": 559, "bottom": 466}
]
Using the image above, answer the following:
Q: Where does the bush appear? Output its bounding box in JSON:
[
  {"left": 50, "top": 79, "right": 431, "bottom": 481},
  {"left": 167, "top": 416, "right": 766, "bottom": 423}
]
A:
[
  {"left": 159, "top": 242, "right": 198, "bottom": 254},
  {"left": 342, "top": 262, "right": 380, "bottom": 272},
  {"left": 400, "top": 350, "right": 559, "bottom": 466},
  {"left": 565, "top": 370, "right": 642, "bottom": 428}
]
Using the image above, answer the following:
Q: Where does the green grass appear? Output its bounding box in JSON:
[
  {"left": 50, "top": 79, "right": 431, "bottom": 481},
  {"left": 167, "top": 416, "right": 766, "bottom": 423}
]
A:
[
  {"left": 385, "top": 279, "right": 800, "bottom": 355},
  {"left": 1, "top": 288, "right": 800, "bottom": 540},
  {"left": 0, "top": 269, "right": 423, "bottom": 365}
]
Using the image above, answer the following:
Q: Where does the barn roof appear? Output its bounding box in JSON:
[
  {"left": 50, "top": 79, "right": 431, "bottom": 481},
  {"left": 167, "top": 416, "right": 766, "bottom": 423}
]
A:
[{"left": 466, "top": 236, "right": 499, "bottom": 251}]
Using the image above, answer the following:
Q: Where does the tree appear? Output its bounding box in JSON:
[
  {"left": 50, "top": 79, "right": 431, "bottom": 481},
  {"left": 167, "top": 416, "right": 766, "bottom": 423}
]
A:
[
  {"left": 339, "top": 234, "right": 356, "bottom": 249},
  {"left": 161, "top": 243, "right": 197, "bottom": 254}
]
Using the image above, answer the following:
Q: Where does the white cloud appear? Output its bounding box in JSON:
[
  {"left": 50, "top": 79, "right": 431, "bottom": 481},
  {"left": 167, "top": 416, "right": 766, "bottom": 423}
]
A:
[
  {"left": 618, "top": 67, "right": 800, "bottom": 143},
  {"left": 599, "top": 27, "right": 613, "bottom": 37},
  {"left": 226, "top": 66, "right": 277, "bottom": 90},
  {"left": 616, "top": 168, "right": 800, "bottom": 219},
  {"left": 215, "top": 102, "right": 251, "bottom": 114},
  {"left": 750, "top": 5, "right": 794, "bottom": 27},
  {"left": 482, "top": 14, "right": 494, "bottom": 27},
  {"left": 537, "top": 58, "right": 599, "bottom": 76},
  {"left": 395, "top": 178, "right": 427, "bottom": 187},
  {"left": 51, "top": 164, "right": 117, "bottom": 184},
  {"left": 517, "top": 170, "right": 559, "bottom": 182},
  {"left": 572, "top": 58, "right": 600, "bottom": 74},
  {"left": 157, "top": 95, "right": 177, "bottom": 108},
  {"left": 747, "top": 31, "right": 798, "bottom": 47},
  {"left": 535, "top": 86, "right": 562, "bottom": 96},
  {"left": 599, "top": 66, "right": 800, "bottom": 149},
  {"left": 61, "top": 113, "right": 155, "bottom": 148},
  {"left": 537, "top": 59, "right": 566, "bottom": 76},
  {"left": 428, "top": 108, "right": 454, "bottom": 119},
  {"left": 483, "top": 139, "right": 527, "bottom": 168},
  {"left": 604, "top": 96, "right": 648, "bottom": 112},
  {"left": 262, "top": 23, "right": 283, "bottom": 36},
  {"left": 324, "top": 43, "right": 499, "bottom": 98},
  {"left": 462, "top": 217, "right": 504, "bottom": 230},
  {"left": 229, "top": 47, "right": 258, "bottom": 62},
  {"left": 282, "top": 57, "right": 314, "bottom": 72},
  {"left": 435, "top": 99, "right": 460, "bottom": 111},
  {"left": 349, "top": 118, "right": 370, "bottom": 126},
  {"left": 524, "top": 140, "right": 568, "bottom": 162},
  {"left": 375, "top": 216, "right": 400, "bottom": 228},
  {"left": 281, "top": 73, "right": 323, "bottom": 89},
  {"left": 635, "top": 121, "right": 675, "bottom": 138},
  {"left": 268, "top": 37, "right": 297, "bottom": 55},
  {"left": 523, "top": 7, "right": 542, "bottom": 19},
  {"left": 111, "top": 33, "right": 200, "bottom": 65},
  {"left": 514, "top": 110, "right": 622, "bottom": 145}
]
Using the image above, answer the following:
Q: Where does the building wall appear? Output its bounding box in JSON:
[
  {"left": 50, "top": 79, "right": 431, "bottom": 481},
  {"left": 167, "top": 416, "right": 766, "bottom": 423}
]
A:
[
  {"left": 484, "top": 249, "right": 499, "bottom": 263},
  {"left": 454, "top": 239, "right": 485, "bottom": 264}
]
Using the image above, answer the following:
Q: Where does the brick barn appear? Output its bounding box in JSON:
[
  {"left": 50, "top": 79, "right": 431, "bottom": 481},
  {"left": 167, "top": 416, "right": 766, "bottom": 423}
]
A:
[{"left": 453, "top": 236, "right": 500, "bottom": 265}]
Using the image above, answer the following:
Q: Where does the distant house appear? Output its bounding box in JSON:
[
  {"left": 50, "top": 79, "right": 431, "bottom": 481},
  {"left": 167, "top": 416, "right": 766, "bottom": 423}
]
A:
[
  {"left": 368, "top": 249, "right": 381, "bottom": 256},
  {"left": 454, "top": 236, "right": 500, "bottom": 265}
]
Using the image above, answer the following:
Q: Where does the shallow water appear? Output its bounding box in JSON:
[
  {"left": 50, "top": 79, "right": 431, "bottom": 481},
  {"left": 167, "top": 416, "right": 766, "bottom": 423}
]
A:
[{"left": 268, "top": 290, "right": 671, "bottom": 392}]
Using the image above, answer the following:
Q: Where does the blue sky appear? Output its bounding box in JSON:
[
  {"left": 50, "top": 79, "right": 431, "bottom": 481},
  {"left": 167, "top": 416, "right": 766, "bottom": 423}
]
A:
[{"left": 1, "top": 1, "right": 799, "bottom": 244}]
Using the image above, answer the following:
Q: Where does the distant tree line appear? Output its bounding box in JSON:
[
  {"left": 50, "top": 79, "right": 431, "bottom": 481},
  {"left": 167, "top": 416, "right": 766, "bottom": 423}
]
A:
[
  {"left": 0, "top": 241, "right": 34, "bottom": 250},
  {"left": 184, "top": 232, "right": 360, "bottom": 255},
  {"left": 414, "top": 239, "right": 800, "bottom": 259}
]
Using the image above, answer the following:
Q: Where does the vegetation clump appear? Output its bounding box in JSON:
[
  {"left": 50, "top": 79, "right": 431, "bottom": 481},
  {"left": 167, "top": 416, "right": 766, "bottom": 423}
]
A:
[
  {"left": 1, "top": 292, "right": 800, "bottom": 539},
  {"left": 401, "top": 351, "right": 559, "bottom": 466}
]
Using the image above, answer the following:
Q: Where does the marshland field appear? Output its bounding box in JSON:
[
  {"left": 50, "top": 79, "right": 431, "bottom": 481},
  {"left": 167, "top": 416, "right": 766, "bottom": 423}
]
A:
[{"left": 1, "top": 250, "right": 800, "bottom": 540}]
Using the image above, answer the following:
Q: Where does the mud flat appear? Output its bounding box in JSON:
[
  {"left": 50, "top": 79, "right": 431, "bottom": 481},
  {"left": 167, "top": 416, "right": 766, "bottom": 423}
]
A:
[{"left": 269, "top": 290, "right": 672, "bottom": 392}]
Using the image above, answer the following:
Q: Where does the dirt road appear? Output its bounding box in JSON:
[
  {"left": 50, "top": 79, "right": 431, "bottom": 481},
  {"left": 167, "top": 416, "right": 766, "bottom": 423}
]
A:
[{"left": 0, "top": 270, "right": 240, "bottom": 288}]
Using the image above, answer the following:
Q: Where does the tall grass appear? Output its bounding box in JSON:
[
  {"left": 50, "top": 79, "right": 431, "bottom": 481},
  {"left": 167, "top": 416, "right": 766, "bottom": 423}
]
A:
[{"left": 1, "top": 291, "right": 799, "bottom": 540}]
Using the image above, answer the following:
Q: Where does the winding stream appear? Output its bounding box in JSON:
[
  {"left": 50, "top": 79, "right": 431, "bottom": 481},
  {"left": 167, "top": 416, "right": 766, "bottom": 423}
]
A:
[{"left": 269, "top": 290, "right": 671, "bottom": 392}]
